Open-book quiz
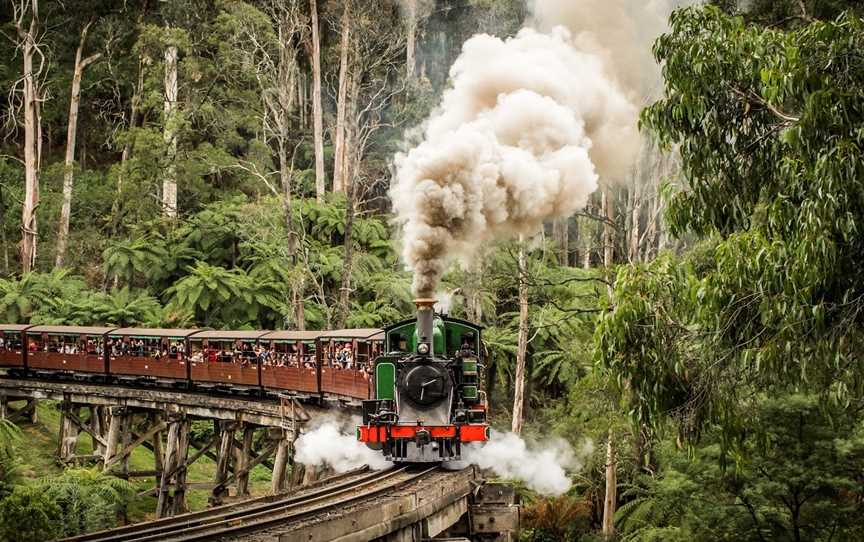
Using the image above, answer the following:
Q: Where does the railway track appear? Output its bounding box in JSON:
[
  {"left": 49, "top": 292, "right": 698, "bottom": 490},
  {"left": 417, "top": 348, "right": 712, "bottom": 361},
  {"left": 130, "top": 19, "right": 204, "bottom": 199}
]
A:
[{"left": 61, "top": 465, "right": 440, "bottom": 542}]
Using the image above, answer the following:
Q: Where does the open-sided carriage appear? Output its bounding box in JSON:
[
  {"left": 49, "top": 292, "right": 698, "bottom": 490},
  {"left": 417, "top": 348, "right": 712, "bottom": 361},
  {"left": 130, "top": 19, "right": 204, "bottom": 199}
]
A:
[{"left": 0, "top": 324, "right": 385, "bottom": 402}]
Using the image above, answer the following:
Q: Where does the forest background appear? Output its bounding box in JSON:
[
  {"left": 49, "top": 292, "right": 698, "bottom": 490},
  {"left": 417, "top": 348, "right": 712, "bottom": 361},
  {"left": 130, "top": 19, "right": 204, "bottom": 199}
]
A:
[{"left": 1, "top": 0, "right": 864, "bottom": 541}]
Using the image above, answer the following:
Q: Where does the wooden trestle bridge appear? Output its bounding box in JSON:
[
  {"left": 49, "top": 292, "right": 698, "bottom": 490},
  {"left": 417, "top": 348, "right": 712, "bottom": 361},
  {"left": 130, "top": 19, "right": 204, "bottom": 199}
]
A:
[{"left": 0, "top": 377, "right": 519, "bottom": 542}]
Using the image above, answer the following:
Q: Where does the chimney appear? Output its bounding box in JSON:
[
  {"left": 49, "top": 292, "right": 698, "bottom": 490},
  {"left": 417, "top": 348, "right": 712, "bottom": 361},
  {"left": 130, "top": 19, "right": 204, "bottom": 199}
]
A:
[{"left": 414, "top": 298, "right": 436, "bottom": 356}]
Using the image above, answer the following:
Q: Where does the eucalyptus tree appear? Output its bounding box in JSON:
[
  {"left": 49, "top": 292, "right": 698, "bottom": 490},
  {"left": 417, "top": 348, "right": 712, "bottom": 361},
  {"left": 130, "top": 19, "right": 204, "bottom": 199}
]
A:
[{"left": 597, "top": 6, "right": 864, "bottom": 445}]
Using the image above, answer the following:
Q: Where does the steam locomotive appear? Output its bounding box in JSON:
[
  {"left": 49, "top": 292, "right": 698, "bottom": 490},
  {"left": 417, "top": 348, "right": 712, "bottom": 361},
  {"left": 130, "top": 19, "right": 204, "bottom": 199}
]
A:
[{"left": 358, "top": 299, "right": 489, "bottom": 462}]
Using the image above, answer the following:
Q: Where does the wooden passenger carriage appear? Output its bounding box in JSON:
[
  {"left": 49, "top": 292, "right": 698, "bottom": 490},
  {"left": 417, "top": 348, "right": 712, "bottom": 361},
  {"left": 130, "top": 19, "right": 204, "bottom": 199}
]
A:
[
  {"left": 319, "top": 329, "right": 383, "bottom": 400},
  {"left": 0, "top": 324, "right": 386, "bottom": 402},
  {"left": 260, "top": 330, "right": 321, "bottom": 395},
  {"left": 27, "top": 325, "right": 115, "bottom": 374},
  {"left": 0, "top": 324, "right": 30, "bottom": 367},
  {"left": 108, "top": 328, "right": 197, "bottom": 381}
]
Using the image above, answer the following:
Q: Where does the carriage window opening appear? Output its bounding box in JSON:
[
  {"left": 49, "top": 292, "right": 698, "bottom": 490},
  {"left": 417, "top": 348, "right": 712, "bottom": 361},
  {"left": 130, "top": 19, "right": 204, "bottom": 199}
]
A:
[
  {"left": 269, "top": 342, "right": 303, "bottom": 367},
  {"left": 32, "top": 335, "right": 106, "bottom": 355},
  {"left": 112, "top": 338, "right": 181, "bottom": 360},
  {"left": 0, "top": 335, "right": 22, "bottom": 352},
  {"left": 191, "top": 340, "right": 258, "bottom": 365}
]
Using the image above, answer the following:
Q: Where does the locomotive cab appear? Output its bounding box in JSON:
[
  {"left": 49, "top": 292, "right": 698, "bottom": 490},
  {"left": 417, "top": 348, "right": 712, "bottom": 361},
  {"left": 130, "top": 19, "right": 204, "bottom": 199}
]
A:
[{"left": 358, "top": 299, "right": 489, "bottom": 462}]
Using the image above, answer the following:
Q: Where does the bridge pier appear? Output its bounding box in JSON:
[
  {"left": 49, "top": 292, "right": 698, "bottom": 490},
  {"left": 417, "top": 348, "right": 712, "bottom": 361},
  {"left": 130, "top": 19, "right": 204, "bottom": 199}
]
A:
[
  {"left": 58, "top": 400, "right": 81, "bottom": 461},
  {"left": 271, "top": 429, "right": 292, "bottom": 493},
  {"left": 156, "top": 413, "right": 191, "bottom": 517}
]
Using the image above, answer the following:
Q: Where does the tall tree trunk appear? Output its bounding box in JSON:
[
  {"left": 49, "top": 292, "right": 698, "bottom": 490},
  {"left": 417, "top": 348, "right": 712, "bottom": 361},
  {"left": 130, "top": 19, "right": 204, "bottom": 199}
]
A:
[
  {"left": 553, "top": 218, "right": 569, "bottom": 266},
  {"left": 56, "top": 22, "right": 100, "bottom": 268},
  {"left": 334, "top": 71, "right": 361, "bottom": 330},
  {"left": 162, "top": 44, "right": 178, "bottom": 218},
  {"left": 120, "top": 55, "right": 144, "bottom": 190},
  {"left": 332, "top": 1, "right": 351, "bottom": 194},
  {"left": 278, "top": 142, "right": 296, "bottom": 257},
  {"left": 405, "top": 0, "right": 417, "bottom": 79},
  {"left": 293, "top": 281, "right": 306, "bottom": 331},
  {"left": 0, "top": 184, "right": 8, "bottom": 274},
  {"left": 335, "top": 180, "right": 356, "bottom": 329},
  {"left": 110, "top": 53, "right": 144, "bottom": 237},
  {"left": 297, "top": 70, "right": 306, "bottom": 130},
  {"left": 602, "top": 184, "right": 614, "bottom": 277},
  {"left": 308, "top": 0, "right": 326, "bottom": 202},
  {"left": 511, "top": 239, "right": 529, "bottom": 434},
  {"left": 18, "top": 1, "right": 42, "bottom": 274},
  {"left": 601, "top": 183, "right": 618, "bottom": 538},
  {"left": 602, "top": 428, "right": 617, "bottom": 538}
]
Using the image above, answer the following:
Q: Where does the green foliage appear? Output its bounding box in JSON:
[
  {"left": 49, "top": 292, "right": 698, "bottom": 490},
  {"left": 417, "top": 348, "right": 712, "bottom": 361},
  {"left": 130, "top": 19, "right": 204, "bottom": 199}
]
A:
[
  {"left": 522, "top": 495, "right": 592, "bottom": 542},
  {"left": 166, "top": 261, "right": 268, "bottom": 327},
  {"left": 0, "top": 420, "right": 21, "bottom": 496},
  {"left": 615, "top": 396, "right": 864, "bottom": 542},
  {"left": 0, "top": 270, "right": 86, "bottom": 323},
  {"left": 0, "top": 468, "right": 133, "bottom": 542},
  {"left": 0, "top": 485, "right": 62, "bottom": 542},
  {"left": 600, "top": 5, "right": 864, "bottom": 440}
]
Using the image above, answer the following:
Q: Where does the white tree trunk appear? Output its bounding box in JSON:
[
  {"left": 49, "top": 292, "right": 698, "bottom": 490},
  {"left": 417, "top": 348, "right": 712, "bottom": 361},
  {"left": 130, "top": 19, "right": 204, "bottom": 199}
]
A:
[
  {"left": 602, "top": 184, "right": 614, "bottom": 284},
  {"left": 601, "top": 184, "right": 618, "bottom": 538},
  {"left": 309, "top": 0, "right": 326, "bottom": 202},
  {"left": 18, "top": 2, "right": 41, "bottom": 274},
  {"left": 405, "top": 0, "right": 417, "bottom": 79},
  {"left": 332, "top": 2, "right": 351, "bottom": 194},
  {"left": 602, "top": 428, "right": 617, "bottom": 538},
  {"left": 511, "top": 239, "right": 529, "bottom": 435},
  {"left": 56, "top": 23, "right": 100, "bottom": 268},
  {"left": 162, "top": 45, "right": 178, "bottom": 218}
]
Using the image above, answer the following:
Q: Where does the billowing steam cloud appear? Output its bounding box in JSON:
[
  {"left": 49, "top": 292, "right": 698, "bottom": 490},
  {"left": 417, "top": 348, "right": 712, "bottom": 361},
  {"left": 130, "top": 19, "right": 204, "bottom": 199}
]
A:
[
  {"left": 392, "top": 26, "right": 638, "bottom": 296},
  {"left": 530, "top": 0, "right": 697, "bottom": 99},
  {"left": 461, "top": 431, "right": 593, "bottom": 496},
  {"left": 298, "top": 422, "right": 591, "bottom": 496},
  {"left": 295, "top": 418, "right": 391, "bottom": 472}
]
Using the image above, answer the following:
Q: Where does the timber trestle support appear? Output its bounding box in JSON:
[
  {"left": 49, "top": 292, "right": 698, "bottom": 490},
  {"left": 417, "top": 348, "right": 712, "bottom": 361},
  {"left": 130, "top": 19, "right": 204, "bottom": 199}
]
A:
[{"left": 0, "top": 378, "right": 319, "bottom": 517}]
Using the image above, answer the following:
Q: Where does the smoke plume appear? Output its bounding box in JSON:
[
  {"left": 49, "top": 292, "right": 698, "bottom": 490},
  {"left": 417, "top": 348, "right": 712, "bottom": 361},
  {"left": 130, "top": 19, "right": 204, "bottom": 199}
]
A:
[
  {"left": 294, "top": 418, "right": 391, "bottom": 472},
  {"left": 461, "top": 431, "right": 593, "bottom": 496},
  {"left": 530, "top": 0, "right": 697, "bottom": 100},
  {"left": 392, "top": 27, "right": 638, "bottom": 296}
]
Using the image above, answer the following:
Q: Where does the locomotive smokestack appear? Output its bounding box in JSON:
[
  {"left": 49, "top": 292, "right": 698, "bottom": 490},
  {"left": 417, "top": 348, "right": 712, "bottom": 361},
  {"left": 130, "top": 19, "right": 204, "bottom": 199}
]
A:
[{"left": 414, "top": 298, "right": 436, "bottom": 356}]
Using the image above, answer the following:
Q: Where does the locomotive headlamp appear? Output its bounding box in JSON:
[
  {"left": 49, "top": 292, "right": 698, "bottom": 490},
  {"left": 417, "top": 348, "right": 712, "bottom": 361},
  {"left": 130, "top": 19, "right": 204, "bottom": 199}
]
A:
[{"left": 417, "top": 343, "right": 430, "bottom": 355}]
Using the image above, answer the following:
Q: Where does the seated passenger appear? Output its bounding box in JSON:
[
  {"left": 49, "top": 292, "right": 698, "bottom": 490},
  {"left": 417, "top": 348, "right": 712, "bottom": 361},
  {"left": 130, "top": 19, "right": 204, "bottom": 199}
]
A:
[
  {"left": 341, "top": 343, "right": 353, "bottom": 369},
  {"left": 190, "top": 351, "right": 203, "bottom": 363}
]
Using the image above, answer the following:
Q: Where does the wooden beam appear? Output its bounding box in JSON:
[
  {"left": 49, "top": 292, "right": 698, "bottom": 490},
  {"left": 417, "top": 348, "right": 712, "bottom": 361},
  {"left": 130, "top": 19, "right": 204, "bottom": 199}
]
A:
[
  {"left": 212, "top": 440, "right": 277, "bottom": 496},
  {"left": 271, "top": 436, "right": 291, "bottom": 493},
  {"left": 236, "top": 424, "right": 255, "bottom": 496},
  {"left": 104, "top": 420, "right": 168, "bottom": 470},
  {"left": 156, "top": 417, "right": 182, "bottom": 518},
  {"left": 103, "top": 406, "right": 124, "bottom": 470},
  {"left": 172, "top": 418, "right": 191, "bottom": 515},
  {"left": 65, "top": 409, "right": 108, "bottom": 447},
  {"left": 210, "top": 421, "right": 235, "bottom": 505},
  {"left": 138, "top": 481, "right": 226, "bottom": 498}
]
